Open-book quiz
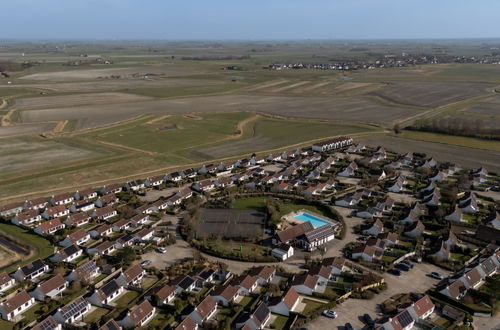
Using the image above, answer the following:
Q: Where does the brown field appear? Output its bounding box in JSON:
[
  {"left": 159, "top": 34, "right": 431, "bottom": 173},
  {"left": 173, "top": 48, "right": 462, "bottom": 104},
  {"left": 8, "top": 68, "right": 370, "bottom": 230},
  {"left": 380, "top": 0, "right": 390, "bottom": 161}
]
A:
[
  {"left": 9, "top": 78, "right": 225, "bottom": 93},
  {"left": 0, "top": 138, "right": 105, "bottom": 174},
  {"left": 15, "top": 92, "right": 153, "bottom": 110},
  {"left": 0, "top": 123, "right": 56, "bottom": 137},
  {"left": 461, "top": 103, "right": 500, "bottom": 116},
  {"left": 20, "top": 94, "right": 422, "bottom": 129},
  {"left": 371, "top": 82, "right": 494, "bottom": 107},
  {"left": 357, "top": 134, "right": 500, "bottom": 173},
  {"left": 244, "top": 79, "right": 290, "bottom": 91},
  {"left": 481, "top": 95, "right": 500, "bottom": 104},
  {"left": 333, "top": 82, "right": 372, "bottom": 92},
  {"left": 443, "top": 113, "right": 500, "bottom": 130},
  {"left": 0, "top": 244, "right": 23, "bottom": 269},
  {"left": 19, "top": 65, "right": 199, "bottom": 81}
]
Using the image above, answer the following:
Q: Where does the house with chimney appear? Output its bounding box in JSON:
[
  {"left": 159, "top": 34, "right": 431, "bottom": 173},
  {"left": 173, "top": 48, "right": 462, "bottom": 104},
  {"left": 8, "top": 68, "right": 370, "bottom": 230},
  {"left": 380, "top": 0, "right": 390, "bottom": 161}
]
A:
[
  {"left": 0, "top": 291, "right": 36, "bottom": 321},
  {"left": 87, "top": 279, "right": 124, "bottom": 306},
  {"left": 30, "top": 275, "right": 68, "bottom": 301},
  {"left": 268, "top": 288, "right": 300, "bottom": 316},
  {"left": 187, "top": 296, "right": 218, "bottom": 325},
  {"left": 53, "top": 296, "right": 91, "bottom": 324}
]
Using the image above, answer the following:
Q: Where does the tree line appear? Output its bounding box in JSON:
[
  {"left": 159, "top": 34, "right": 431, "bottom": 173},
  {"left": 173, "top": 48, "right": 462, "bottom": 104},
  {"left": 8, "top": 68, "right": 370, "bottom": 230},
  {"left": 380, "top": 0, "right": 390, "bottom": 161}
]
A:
[{"left": 407, "top": 117, "right": 500, "bottom": 140}]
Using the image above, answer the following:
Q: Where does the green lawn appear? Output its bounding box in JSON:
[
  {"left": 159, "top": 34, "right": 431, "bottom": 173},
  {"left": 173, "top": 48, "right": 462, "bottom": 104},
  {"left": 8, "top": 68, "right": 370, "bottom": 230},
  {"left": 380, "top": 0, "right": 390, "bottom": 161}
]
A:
[
  {"left": 116, "top": 290, "right": 140, "bottom": 308},
  {"left": 203, "top": 239, "right": 271, "bottom": 258},
  {"left": 324, "top": 286, "right": 346, "bottom": 298},
  {"left": 271, "top": 314, "right": 292, "bottom": 330},
  {"left": 231, "top": 197, "right": 267, "bottom": 211},
  {"left": 0, "top": 222, "right": 54, "bottom": 273},
  {"left": 148, "top": 311, "right": 175, "bottom": 329},
  {"left": 84, "top": 307, "right": 110, "bottom": 324},
  {"left": 301, "top": 299, "right": 326, "bottom": 315}
]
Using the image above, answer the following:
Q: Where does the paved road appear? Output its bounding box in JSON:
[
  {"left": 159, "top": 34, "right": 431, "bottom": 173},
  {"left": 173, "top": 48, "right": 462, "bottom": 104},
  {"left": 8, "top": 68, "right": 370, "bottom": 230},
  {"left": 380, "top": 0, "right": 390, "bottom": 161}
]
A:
[{"left": 307, "top": 263, "right": 452, "bottom": 330}]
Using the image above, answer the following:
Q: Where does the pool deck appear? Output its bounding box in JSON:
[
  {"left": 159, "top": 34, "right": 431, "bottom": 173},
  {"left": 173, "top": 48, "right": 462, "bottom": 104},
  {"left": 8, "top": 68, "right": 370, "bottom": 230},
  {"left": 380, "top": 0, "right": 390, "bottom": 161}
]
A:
[{"left": 282, "top": 209, "right": 337, "bottom": 228}]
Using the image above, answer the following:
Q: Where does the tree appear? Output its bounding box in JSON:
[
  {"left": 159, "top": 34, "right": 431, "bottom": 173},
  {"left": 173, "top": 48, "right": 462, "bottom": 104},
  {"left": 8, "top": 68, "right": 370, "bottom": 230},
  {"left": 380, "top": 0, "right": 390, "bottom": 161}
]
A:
[
  {"left": 114, "top": 247, "right": 137, "bottom": 268},
  {"left": 393, "top": 123, "right": 401, "bottom": 134}
]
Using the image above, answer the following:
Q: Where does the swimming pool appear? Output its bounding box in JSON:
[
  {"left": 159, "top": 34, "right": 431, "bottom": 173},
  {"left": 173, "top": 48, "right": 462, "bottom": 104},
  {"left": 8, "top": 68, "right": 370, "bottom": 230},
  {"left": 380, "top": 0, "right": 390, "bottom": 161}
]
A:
[{"left": 294, "top": 212, "right": 332, "bottom": 228}]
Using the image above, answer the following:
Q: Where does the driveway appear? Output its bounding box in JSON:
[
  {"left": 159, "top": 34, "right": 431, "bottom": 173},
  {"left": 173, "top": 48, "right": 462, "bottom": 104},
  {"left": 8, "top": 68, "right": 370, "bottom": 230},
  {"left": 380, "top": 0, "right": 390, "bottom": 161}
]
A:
[{"left": 307, "top": 262, "right": 451, "bottom": 330}]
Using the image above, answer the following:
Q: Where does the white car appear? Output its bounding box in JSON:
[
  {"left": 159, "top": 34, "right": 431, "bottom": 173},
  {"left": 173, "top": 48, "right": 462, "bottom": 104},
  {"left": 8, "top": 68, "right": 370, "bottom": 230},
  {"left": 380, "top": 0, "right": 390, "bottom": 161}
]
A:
[
  {"left": 322, "top": 310, "right": 337, "bottom": 318},
  {"left": 156, "top": 247, "right": 167, "bottom": 253}
]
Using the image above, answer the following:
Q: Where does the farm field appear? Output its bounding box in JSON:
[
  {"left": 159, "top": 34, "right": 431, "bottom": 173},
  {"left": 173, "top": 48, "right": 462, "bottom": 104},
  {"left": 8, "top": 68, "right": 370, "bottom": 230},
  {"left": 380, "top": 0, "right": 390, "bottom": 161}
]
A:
[
  {"left": 0, "top": 137, "right": 107, "bottom": 174},
  {"left": 0, "top": 122, "right": 56, "bottom": 137},
  {"left": 14, "top": 92, "right": 153, "bottom": 110},
  {"left": 357, "top": 134, "right": 500, "bottom": 173},
  {"left": 7, "top": 77, "right": 226, "bottom": 93},
  {"left": 197, "top": 118, "right": 376, "bottom": 159},
  {"left": 20, "top": 94, "right": 423, "bottom": 129},
  {"left": 19, "top": 65, "right": 200, "bottom": 81},
  {"left": 371, "top": 81, "right": 493, "bottom": 107}
]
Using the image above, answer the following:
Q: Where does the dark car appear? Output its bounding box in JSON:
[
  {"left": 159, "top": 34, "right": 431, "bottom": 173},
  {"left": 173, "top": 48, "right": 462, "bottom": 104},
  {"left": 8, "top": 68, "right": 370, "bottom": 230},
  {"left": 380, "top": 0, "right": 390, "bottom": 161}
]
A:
[
  {"left": 401, "top": 260, "right": 414, "bottom": 268},
  {"left": 363, "top": 313, "right": 375, "bottom": 327},
  {"left": 429, "top": 272, "right": 444, "bottom": 280},
  {"left": 395, "top": 263, "right": 411, "bottom": 271},
  {"left": 388, "top": 268, "right": 401, "bottom": 276},
  {"left": 344, "top": 323, "right": 354, "bottom": 330}
]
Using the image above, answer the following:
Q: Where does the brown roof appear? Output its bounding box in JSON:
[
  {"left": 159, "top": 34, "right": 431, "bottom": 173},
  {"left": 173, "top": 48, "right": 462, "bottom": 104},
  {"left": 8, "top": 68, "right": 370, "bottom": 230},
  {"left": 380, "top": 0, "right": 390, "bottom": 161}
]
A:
[
  {"left": 66, "top": 212, "right": 90, "bottom": 224},
  {"left": 94, "top": 240, "right": 115, "bottom": 252},
  {"left": 322, "top": 256, "right": 345, "bottom": 270},
  {"left": 128, "top": 300, "right": 155, "bottom": 324},
  {"left": 292, "top": 274, "right": 318, "bottom": 289},
  {"left": 277, "top": 222, "right": 313, "bottom": 243},
  {"left": 282, "top": 288, "right": 299, "bottom": 310},
  {"left": 94, "top": 205, "right": 116, "bottom": 217},
  {"left": 46, "top": 205, "right": 67, "bottom": 216},
  {"left": 195, "top": 296, "right": 217, "bottom": 320},
  {"left": 238, "top": 275, "right": 258, "bottom": 290},
  {"left": 52, "top": 192, "right": 73, "bottom": 202},
  {"left": 32, "top": 316, "right": 59, "bottom": 330},
  {"left": 38, "top": 218, "right": 64, "bottom": 233},
  {"left": 94, "top": 224, "right": 112, "bottom": 234},
  {"left": 248, "top": 266, "right": 275, "bottom": 281},
  {"left": 98, "top": 319, "right": 122, "bottom": 330},
  {"left": 462, "top": 268, "right": 482, "bottom": 287},
  {"left": 0, "top": 273, "right": 13, "bottom": 286},
  {"left": 446, "top": 280, "right": 467, "bottom": 299},
  {"left": 308, "top": 265, "right": 331, "bottom": 279},
  {"left": 155, "top": 284, "right": 176, "bottom": 301},
  {"left": 39, "top": 275, "right": 66, "bottom": 294},
  {"left": 412, "top": 295, "right": 434, "bottom": 317},
  {"left": 0, "top": 291, "right": 32, "bottom": 313},
  {"left": 16, "top": 209, "right": 40, "bottom": 222},
  {"left": 122, "top": 264, "right": 144, "bottom": 283},
  {"left": 175, "top": 316, "right": 198, "bottom": 330},
  {"left": 73, "top": 261, "right": 99, "bottom": 280},
  {"left": 68, "top": 228, "right": 88, "bottom": 242},
  {"left": 211, "top": 284, "right": 239, "bottom": 301},
  {"left": 476, "top": 225, "right": 500, "bottom": 243}
]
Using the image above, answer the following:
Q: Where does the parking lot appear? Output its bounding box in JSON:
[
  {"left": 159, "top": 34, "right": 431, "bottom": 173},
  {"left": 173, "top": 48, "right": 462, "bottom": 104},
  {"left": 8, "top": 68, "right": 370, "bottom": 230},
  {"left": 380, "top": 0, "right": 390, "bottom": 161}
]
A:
[{"left": 307, "top": 262, "right": 451, "bottom": 330}]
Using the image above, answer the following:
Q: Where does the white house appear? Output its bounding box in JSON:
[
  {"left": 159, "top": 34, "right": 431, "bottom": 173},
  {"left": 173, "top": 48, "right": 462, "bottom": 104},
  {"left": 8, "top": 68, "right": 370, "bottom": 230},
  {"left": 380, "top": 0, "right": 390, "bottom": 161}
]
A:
[
  {"left": 30, "top": 275, "right": 68, "bottom": 301},
  {"left": 0, "top": 291, "right": 35, "bottom": 321},
  {"left": 268, "top": 288, "right": 300, "bottom": 316},
  {"left": 188, "top": 296, "right": 217, "bottom": 325},
  {"left": 53, "top": 296, "right": 91, "bottom": 324},
  {"left": 87, "top": 280, "right": 124, "bottom": 306}
]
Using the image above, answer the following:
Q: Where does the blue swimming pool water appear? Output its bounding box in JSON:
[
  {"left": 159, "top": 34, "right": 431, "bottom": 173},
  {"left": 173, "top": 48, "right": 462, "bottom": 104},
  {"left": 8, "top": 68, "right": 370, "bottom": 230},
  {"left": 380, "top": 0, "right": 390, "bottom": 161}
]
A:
[{"left": 294, "top": 212, "right": 331, "bottom": 228}]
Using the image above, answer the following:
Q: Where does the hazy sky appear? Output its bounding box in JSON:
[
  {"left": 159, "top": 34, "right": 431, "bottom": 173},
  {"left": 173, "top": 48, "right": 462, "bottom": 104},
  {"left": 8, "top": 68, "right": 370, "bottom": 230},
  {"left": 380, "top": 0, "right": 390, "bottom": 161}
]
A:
[{"left": 2, "top": 0, "right": 499, "bottom": 40}]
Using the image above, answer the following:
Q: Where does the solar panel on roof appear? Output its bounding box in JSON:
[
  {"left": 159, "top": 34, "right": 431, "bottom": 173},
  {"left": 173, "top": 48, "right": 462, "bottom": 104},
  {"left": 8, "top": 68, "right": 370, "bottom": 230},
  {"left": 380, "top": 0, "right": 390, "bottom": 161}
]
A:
[
  {"left": 37, "top": 318, "right": 58, "bottom": 330},
  {"left": 397, "top": 310, "right": 414, "bottom": 327}
]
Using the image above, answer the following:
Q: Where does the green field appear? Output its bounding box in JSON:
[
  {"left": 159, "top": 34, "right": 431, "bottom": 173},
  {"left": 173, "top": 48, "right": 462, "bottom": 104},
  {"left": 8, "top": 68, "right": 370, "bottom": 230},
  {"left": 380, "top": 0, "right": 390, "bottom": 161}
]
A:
[{"left": 0, "top": 222, "right": 53, "bottom": 273}]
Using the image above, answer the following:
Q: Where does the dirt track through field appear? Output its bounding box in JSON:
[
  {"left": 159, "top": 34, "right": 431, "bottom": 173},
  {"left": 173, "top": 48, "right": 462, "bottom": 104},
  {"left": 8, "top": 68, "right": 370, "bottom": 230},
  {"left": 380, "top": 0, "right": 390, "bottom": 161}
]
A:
[
  {"left": 97, "top": 140, "right": 156, "bottom": 156},
  {"left": 270, "top": 81, "right": 310, "bottom": 93},
  {"left": 52, "top": 120, "right": 68, "bottom": 133},
  {"left": 245, "top": 80, "right": 289, "bottom": 91},
  {"left": 145, "top": 115, "right": 171, "bottom": 125},
  {"left": 298, "top": 81, "right": 332, "bottom": 92}
]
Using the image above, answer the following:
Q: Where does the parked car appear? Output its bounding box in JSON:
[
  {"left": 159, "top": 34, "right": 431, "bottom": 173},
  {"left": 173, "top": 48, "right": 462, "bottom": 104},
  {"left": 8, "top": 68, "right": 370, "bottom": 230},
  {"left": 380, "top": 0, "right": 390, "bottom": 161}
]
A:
[
  {"left": 395, "top": 263, "right": 411, "bottom": 271},
  {"left": 401, "top": 260, "right": 414, "bottom": 268},
  {"left": 388, "top": 268, "right": 401, "bottom": 276},
  {"left": 140, "top": 260, "right": 151, "bottom": 267},
  {"left": 363, "top": 313, "right": 375, "bottom": 327},
  {"left": 344, "top": 323, "right": 354, "bottom": 330},
  {"left": 322, "top": 310, "right": 338, "bottom": 318},
  {"left": 429, "top": 272, "right": 444, "bottom": 280},
  {"left": 156, "top": 247, "right": 167, "bottom": 253}
]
